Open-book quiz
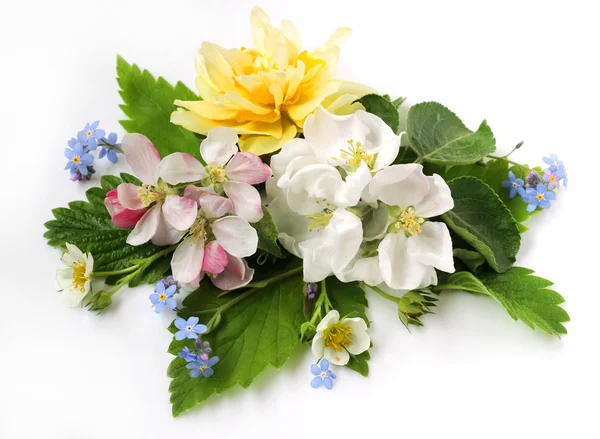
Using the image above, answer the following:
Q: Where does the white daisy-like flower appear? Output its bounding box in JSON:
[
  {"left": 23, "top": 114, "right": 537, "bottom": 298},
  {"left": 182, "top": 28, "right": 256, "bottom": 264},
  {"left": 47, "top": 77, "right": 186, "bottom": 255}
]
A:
[
  {"left": 56, "top": 243, "right": 94, "bottom": 306},
  {"left": 311, "top": 310, "right": 370, "bottom": 365}
]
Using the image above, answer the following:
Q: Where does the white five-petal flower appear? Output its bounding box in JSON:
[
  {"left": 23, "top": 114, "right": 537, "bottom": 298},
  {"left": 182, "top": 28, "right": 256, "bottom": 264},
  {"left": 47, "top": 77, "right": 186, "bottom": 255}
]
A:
[
  {"left": 311, "top": 310, "right": 370, "bottom": 366},
  {"left": 56, "top": 243, "right": 94, "bottom": 306}
]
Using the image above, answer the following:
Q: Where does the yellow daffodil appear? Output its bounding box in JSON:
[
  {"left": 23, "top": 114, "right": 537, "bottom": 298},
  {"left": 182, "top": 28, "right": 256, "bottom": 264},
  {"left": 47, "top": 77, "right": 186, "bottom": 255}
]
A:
[{"left": 171, "top": 6, "right": 375, "bottom": 155}]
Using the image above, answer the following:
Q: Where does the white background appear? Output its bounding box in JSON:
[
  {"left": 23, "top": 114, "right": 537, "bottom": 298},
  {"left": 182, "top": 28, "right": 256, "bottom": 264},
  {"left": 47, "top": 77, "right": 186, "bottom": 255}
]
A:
[{"left": 0, "top": 0, "right": 598, "bottom": 437}]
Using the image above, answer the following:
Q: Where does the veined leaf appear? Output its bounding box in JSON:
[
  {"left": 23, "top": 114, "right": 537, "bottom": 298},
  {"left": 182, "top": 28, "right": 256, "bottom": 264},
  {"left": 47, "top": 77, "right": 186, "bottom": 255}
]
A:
[
  {"left": 117, "top": 55, "right": 203, "bottom": 159},
  {"left": 433, "top": 269, "right": 569, "bottom": 336},
  {"left": 44, "top": 173, "right": 170, "bottom": 285},
  {"left": 407, "top": 102, "right": 496, "bottom": 165},
  {"left": 358, "top": 93, "right": 401, "bottom": 134},
  {"left": 168, "top": 271, "right": 305, "bottom": 417},
  {"left": 442, "top": 176, "right": 521, "bottom": 273},
  {"left": 252, "top": 205, "right": 283, "bottom": 258}
]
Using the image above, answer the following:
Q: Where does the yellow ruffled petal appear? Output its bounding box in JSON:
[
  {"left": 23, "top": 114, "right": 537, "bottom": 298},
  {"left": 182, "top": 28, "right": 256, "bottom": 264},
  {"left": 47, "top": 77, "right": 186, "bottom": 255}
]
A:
[
  {"left": 326, "top": 27, "right": 352, "bottom": 47},
  {"left": 239, "top": 119, "right": 297, "bottom": 155}
]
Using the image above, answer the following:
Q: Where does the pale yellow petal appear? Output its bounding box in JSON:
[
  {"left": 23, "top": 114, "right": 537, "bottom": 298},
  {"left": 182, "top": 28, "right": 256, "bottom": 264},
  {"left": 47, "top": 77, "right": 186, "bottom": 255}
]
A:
[
  {"left": 238, "top": 120, "right": 297, "bottom": 155},
  {"left": 280, "top": 19, "right": 302, "bottom": 52},
  {"left": 200, "top": 42, "right": 236, "bottom": 92},
  {"left": 221, "top": 91, "right": 274, "bottom": 115},
  {"left": 174, "top": 99, "right": 239, "bottom": 120},
  {"left": 286, "top": 81, "right": 341, "bottom": 122},
  {"left": 326, "top": 27, "right": 352, "bottom": 47},
  {"left": 250, "top": 6, "right": 272, "bottom": 53}
]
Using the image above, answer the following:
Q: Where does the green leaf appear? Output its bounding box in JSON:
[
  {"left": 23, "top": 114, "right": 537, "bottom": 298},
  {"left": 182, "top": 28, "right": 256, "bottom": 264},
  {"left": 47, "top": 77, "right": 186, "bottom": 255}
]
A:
[
  {"left": 433, "top": 269, "right": 569, "bottom": 336},
  {"left": 357, "top": 93, "right": 400, "bottom": 134},
  {"left": 168, "top": 272, "right": 305, "bottom": 417},
  {"left": 252, "top": 205, "right": 283, "bottom": 258},
  {"left": 326, "top": 277, "right": 369, "bottom": 323},
  {"left": 44, "top": 173, "right": 170, "bottom": 284},
  {"left": 442, "top": 176, "right": 521, "bottom": 273},
  {"left": 346, "top": 350, "right": 370, "bottom": 377},
  {"left": 406, "top": 102, "right": 496, "bottom": 165},
  {"left": 397, "top": 290, "right": 437, "bottom": 328},
  {"left": 453, "top": 248, "right": 486, "bottom": 272},
  {"left": 117, "top": 55, "right": 203, "bottom": 159},
  {"left": 428, "top": 158, "right": 541, "bottom": 232}
]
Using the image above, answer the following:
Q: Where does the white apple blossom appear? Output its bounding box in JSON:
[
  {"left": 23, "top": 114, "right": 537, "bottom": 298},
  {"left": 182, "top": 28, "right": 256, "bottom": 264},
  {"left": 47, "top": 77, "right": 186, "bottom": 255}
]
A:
[
  {"left": 311, "top": 310, "right": 370, "bottom": 366},
  {"left": 340, "top": 164, "right": 455, "bottom": 290},
  {"left": 56, "top": 243, "right": 94, "bottom": 306}
]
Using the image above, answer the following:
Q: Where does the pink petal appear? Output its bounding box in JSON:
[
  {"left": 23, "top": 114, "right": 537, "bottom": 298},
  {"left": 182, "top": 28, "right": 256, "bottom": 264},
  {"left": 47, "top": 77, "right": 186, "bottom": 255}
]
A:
[
  {"left": 112, "top": 208, "right": 147, "bottom": 229},
  {"left": 157, "top": 153, "right": 207, "bottom": 185},
  {"left": 225, "top": 152, "right": 272, "bottom": 184},
  {"left": 180, "top": 272, "right": 204, "bottom": 291},
  {"left": 199, "top": 192, "right": 233, "bottom": 218},
  {"left": 162, "top": 195, "right": 198, "bottom": 231},
  {"left": 126, "top": 205, "right": 161, "bottom": 245},
  {"left": 200, "top": 127, "right": 239, "bottom": 166},
  {"left": 183, "top": 185, "right": 215, "bottom": 203},
  {"left": 211, "top": 253, "right": 255, "bottom": 291},
  {"left": 171, "top": 238, "right": 205, "bottom": 283},
  {"left": 121, "top": 133, "right": 161, "bottom": 185},
  {"left": 117, "top": 183, "right": 145, "bottom": 210},
  {"left": 223, "top": 181, "right": 263, "bottom": 223},
  {"left": 151, "top": 211, "right": 184, "bottom": 246},
  {"left": 202, "top": 241, "right": 228, "bottom": 275}
]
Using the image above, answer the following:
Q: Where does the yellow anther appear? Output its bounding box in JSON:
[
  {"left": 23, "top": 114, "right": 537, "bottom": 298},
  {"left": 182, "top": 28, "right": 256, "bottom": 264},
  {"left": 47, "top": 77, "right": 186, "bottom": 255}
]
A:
[
  {"left": 323, "top": 322, "right": 353, "bottom": 352},
  {"left": 341, "top": 139, "right": 375, "bottom": 170},
  {"left": 137, "top": 185, "right": 163, "bottom": 207},
  {"left": 72, "top": 261, "right": 89, "bottom": 292},
  {"left": 396, "top": 207, "right": 425, "bottom": 237},
  {"left": 306, "top": 209, "right": 333, "bottom": 232},
  {"left": 208, "top": 165, "right": 228, "bottom": 184}
]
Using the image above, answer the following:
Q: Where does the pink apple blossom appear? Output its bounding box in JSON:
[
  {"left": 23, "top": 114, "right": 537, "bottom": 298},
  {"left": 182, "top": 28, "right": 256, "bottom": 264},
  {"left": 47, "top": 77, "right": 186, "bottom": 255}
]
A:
[
  {"left": 116, "top": 133, "right": 206, "bottom": 246},
  {"left": 104, "top": 189, "right": 147, "bottom": 228}
]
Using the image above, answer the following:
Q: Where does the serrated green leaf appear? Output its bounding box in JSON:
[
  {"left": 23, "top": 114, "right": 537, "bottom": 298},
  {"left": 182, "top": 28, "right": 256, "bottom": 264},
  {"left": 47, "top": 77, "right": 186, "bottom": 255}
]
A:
[
  {"left": 407, "top": 102, "right": 496, "bottom": 165},
  {"left": 252, "top": 205, "right": 282, "bottom": 258},
  {"left": 44, "top": 173, "right": 170, "bottom": 284},
  {"left": 168, "top": 273, "right": 305, "bottom": 417},
  {"left": 326, "top": 277, "right": 369, "bottom": 323},
  {"left": 116, "top": 55, "right": 203, "bottom": 159},
  {"left": 357, "top": 93, "right": 400, "bottom": 134},
  {"left": 442, "top": 176, "right": 521, "bottom": 273},
  {"left": 346, "top": 350, "right": 370, "bottom": 377},
  {"left": 433, "top": 269, "right": 569, "bottom": 336},
  {"left": 453, "top": 248, "right": 486, "bottom": 272}
]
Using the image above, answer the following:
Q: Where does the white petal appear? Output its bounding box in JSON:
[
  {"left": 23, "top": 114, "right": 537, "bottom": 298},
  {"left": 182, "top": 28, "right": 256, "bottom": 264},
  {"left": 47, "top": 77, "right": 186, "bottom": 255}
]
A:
[
  {"left": 162, "top": 195, "right": 198, "bottom": 231},
  {"left": 56, "top": 267, "right": 74, "bottom": 290},
  {"left": 368, "top": 164, "right": 429, "bottom": 207},
  {"left": 223, "top": 181, "right": 263, "bottom": 223},
  {"left": 333, "top": 161, "right": 372, "bottom": 207},
  {"left": 408, "top": 222, "right": 455, "bottom": 273},
  {"left": 415, "top": 174, "right": 455, "bottom": 218},
  {"left": 117, "top": 183, "right": 144, "bottom": 210},
  {"left": 343, "top": 318, "right": 370, "bottom": 355},
  {"left": 267, "top": 196, "right": 311, "bottom": 257},
  {"left": 286, "top": 164, "right": 343, "bottom": 215},
  {"left": 199, "top": 192, "right": 233, "bottom": 218},
  {"left": 363, "top": 202, "right": 389, "bottom": 241},
  {"left": 378, "top": 232, "right": 431, "bottom": 290},
  {"left": 211, "top": 253, "right": 255, "bottom": 290},
  {"left": 151, "top": 213, "right": 184, "bottom": 246},
  {"left": 337, "top": 255, "right": 383, "bottom": 286},
  {"left": 311, "top": 332, "right": 325, "bottom": 359},
  {"left": 60, "top": 288, "right": 86, "bottom": 307},
  {"left": 126, "top": 204, "right": 161, "bottom": 245},
  {"left": 325, "top": 208, "right": 363, "bottom": 274},
  {"left": 121, "top": 133, "right": 161, "bottom": 185},
  {"left": 299, "top": 238, "right": 334, "bottom": 282},
  {"left": 303, "top": 107, "right": 369, "bottom": 167},
  {"left": 61, "top": 243, "right": 84, "bottom": 266},
  {"left": 316, "top": 310, "right": 340, "bottom": 332},
  {"left": 200, "top": 126, "right": 239, "bottom": 166},
  {"left": 269, "top": 138, "right": 313, "bottom": 181},
  {"left": 171, "top": 238, "right": 205, "bottom": 283},
  {"left": 157, "top": 153, "right": 206, "bottom": 185},
  {"left": 183, "top": 184, "right": 216, "bottom": 203},
  {"left": 354, "top": 110, "right": 401, "bottom": 170},
  {"left": 324, "top": 347, "right": 349, "bottom": 366},
  {"left": 211, "top": 216, "right": 258, "bottom": 258}
]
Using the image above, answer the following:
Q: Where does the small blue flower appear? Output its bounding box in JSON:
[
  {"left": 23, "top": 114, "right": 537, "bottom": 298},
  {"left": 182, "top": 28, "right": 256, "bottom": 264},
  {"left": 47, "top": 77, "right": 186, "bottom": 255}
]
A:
[
  {"left": 64, "top": 142, "right": 94, "bottom": 176},
  {"left": 542, "top": 154, "right": 563, "bottom": 172},
  {"left": 98, "top": 132, "right": 120, "bottom": 163},
  {"left": 149, "top": 281, "right": 177, "bottom": 314},
  {"left": 161, "top": 276, "right": 179, "bottom": 292},
  {"left": 178, "top": 347, "right": 200, "bottom": 363},
  {"left": 187, "top": 356, "right": 220, "bottom": 378},
  {"left": 174, "top": 317, "right": 207, "bottom": 340},
  {"left": 310, "top": 359, "right": 336, "bottom": 390},
  {"left": 525, "top": 170, "right": 543, "bottom": 189},
  {"left": 543, "top": 169, "right": 561, "bottom": 190},
  {"left": 522, "top": 183, "right": 556, "bottom": 212},
  {"left": 502, "top": 171, "right": 525, "bottom": 198},
  {"left": 77, "top": 120, "right": 105, "bottom": 150}
]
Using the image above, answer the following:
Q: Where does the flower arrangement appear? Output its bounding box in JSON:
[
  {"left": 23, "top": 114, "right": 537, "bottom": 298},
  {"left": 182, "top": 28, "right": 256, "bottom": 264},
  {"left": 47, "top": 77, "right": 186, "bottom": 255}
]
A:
[{"left": 44, "top": 7, "right": 570, "bottom": 417}]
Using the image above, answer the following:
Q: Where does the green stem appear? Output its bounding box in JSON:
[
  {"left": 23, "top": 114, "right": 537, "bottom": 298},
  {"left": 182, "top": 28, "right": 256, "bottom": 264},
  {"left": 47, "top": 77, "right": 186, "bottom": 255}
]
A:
[
  {"left": 219, "top": 266, "right": 303, "bottom": 296},
  {"left": 99, "top": 138, "right": 124, "bottom": 154},
  {"left": 369, "top": 284, "right": 401, "bottom": 304},
  {"left": 92, "top": 265, "right": 140, "bottom": 278}
]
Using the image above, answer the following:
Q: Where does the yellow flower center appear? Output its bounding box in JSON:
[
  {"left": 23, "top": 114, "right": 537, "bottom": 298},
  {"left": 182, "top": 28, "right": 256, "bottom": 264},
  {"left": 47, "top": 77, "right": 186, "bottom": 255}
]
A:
[
  {"left": 188, "top": 213, "right": 209, "bottom": 245},
  {"left": 536, "top": 193, "right": 545, "bottom": 201},
  {"left": 200, "top": 365, "right": 207, "bottom": 371},
  {"left": 72, "top": 156, "right": 81, "bottom": 165},
  {"left": 394, "top": 207, "right": 425, "bottom": 237},
  {"left": 72, "top": 261, "right": 88, "bottom": 293},
  {"left": 137, "top": 185, "right": 163, "bottom": 207},
  {"left": 208, "top": 165, "right": 228, "bottom": 184},
  {"left": 159, "top": 293, "right": 167, "bottom": 301},
  {"left": 323, "top": 322, "right": 353, "bottom": 352},
  {"left": 340, "top": 139, "right": 375, "bottom": 170},
  {"left": 86, "top": 130, "right": 93, "bottom": 138},
  {"left": 306, "top": 205, "right": 334, "bottom": 233}
]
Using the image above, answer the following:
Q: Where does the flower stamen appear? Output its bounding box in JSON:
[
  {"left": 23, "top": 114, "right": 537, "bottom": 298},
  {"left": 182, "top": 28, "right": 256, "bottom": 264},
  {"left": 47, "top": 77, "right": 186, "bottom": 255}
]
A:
[
  {"left": 340, "top": 139, "right": 375, "bottom": 170},
  {"left": 323, "top": 322, "right": 353, "bottom": 352},
  {"left": 394, "top": 206, "right": 425, "bottom": 237},
  {"left": 306, "top": 208, "right": 334, "bottom": 232},
  {"left": 208, "top": 165, "right": 228, "bottom": 184},
  {"left": 137, "top": 185, "right": 163, "bottom": 207},
  {"left": 72, "top": 261, "right": 89, "bottom": 293}
]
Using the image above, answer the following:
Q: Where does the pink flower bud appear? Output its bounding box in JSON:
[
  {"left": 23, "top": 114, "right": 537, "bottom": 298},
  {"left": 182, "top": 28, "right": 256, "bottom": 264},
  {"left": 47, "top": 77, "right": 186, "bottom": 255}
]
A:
[{"left": 104, "top": 189, "right": 147, "bottom": 228}]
